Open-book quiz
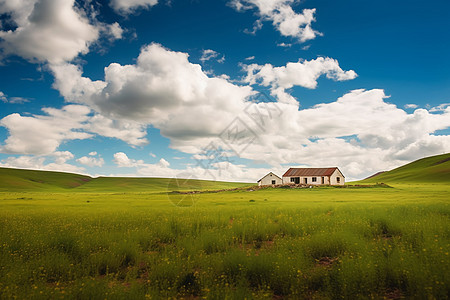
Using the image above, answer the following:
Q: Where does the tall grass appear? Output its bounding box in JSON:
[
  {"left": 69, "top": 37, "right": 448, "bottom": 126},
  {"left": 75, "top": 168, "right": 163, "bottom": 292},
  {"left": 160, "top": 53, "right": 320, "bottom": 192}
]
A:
[{"left": 0, "top": 186, "right": 449, "bottom": 299}]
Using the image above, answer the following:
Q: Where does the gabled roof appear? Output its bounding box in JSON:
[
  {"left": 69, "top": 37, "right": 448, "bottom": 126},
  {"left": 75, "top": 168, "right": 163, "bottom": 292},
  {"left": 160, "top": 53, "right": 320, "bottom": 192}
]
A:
[
  {"left": 257, "top": 172, "right": 282, "bottom": 182},
  {"left": 282, "top": 167, "right": 345, "bottom": 178}
]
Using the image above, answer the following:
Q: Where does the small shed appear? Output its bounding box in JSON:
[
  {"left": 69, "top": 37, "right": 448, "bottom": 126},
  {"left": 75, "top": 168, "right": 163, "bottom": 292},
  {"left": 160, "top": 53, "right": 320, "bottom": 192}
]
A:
[{"left": 257, "top": 172, "right": 282, "bottom": 186}]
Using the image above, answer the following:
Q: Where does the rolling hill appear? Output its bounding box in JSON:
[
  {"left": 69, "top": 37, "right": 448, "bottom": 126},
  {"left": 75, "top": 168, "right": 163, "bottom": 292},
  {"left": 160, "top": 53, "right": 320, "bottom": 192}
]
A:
[
  {"left": 0, "top": 167, "right": 92, "bottom": 191},
  {"left": 360, "top": 153, "right": 450, "bottom": 183},
  {"left": 0, "top": 167, "right": 250, "bottom": 192}
]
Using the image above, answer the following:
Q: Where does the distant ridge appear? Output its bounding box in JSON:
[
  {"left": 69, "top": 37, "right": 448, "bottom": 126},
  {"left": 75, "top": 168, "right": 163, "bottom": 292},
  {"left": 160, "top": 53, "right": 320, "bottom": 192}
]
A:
[
  {"left": 0, "top": 167, "right": 249, "bottom": 192},
  {"left": 364, "top": 171, "right": 386, "bottom": 180},
  {"left": 359, "top": 153, "right": 450, "bottom": 183}
]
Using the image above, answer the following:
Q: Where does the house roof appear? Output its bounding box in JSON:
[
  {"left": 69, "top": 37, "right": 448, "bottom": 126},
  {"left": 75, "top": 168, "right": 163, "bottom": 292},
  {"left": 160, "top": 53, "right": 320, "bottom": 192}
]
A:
[
  {"left": 257, "top": 172, "right": 282, "bottom": 182},
  {"left": 282, "top": 167, "right": 344, "bottom": 177}
]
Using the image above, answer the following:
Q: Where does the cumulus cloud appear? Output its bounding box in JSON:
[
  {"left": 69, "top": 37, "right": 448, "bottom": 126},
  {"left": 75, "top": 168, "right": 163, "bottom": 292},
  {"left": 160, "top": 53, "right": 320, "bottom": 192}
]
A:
[
  {"left": 109, "top": 151, "right": 278, "bottom": 182},
  {"left": 0, "top": 152, "right": 85, "bottom": 174},
  {"left": 51, "top": 43, "right": 253, "bottom": 143},
  {"left": 277, "top": 42, "right": 292, "bottom": 47},
  {"left": 0, "top": 105, "right": 92, "bottom": 155},
  {"left": 0, "top": 91, "right": 30, "bottom": 104},
  {"left": 113, "top": 152, "right": 144, "bottom": 167},
  {"left": 53, "top": 151, "right": 74, "bottom": 164},
  {"left": 404, "top": 103, "right": 418, "bottom": 109},
  {"left": 230, "top": 0, "right": 321, "bottom": 42},
  {"left": 242, "top": 57, "right": 357, "bottom": 90},
  {"left": 105, "top": 22, "right": 124, "bottom": 41},
  {"left": 430, "top": 103, "right": 450, "bottom": 113},
  {"left": 77, "top": 155, "right": 104, "bottom": 167},
  {"left": 87, "top": 114, "right": 148, "bottom": 146},
  {"left": 241, "top": 57, "right": 357, "bottom": 105},
  {"left": 0, "top": 0, "right": 100, "bottom": 64},
  {"left": 228, "top": 89, "right": 450, "bottom": 180},
  {"left": 110, "top": 0, "right": 158, "bottom": 14},
  {"left": 200, "top": 49, "right": 225, "bottom": 63}
]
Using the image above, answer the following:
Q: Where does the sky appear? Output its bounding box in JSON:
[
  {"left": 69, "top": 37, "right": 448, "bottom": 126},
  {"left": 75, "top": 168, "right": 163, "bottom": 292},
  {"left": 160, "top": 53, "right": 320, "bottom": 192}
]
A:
[{"left": 0, "top": 0, "right": 449, "bottom": 182}]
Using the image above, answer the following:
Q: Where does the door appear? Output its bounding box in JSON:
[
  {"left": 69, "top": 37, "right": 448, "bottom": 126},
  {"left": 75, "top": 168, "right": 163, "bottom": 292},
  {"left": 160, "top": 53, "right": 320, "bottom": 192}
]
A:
[
  {"left": 304, "top": 178, "right": 308, "bottom": 184},
  {"left": 294, "top": 177, "right": 300, "bottom": 184}
]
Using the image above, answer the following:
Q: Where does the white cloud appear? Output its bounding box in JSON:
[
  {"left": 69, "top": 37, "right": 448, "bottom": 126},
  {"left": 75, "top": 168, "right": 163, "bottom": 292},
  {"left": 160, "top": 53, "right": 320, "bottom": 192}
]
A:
[
  {"left": 106, "top": 22, "right": 124, "bottom": 41},
  {"left": 0, "top": 105, "right": 92, "bottom": 155},
  {"left": 89, "top": 151, "right": 97, "bottom": 156},
  {"left": 149, "top": 152, "right": 156, "bottom": 157},
  {"left": 241, "top": 57, "right": 357, "bottom": 105},
  {"left": 0, "top": 91, "right": 30, "bottom": 104},
  {"left": 113, "top": 152, "right": 144, "bottom": 167},
  {"left": 245, "top": 56, "right": 255, "bottom": 61},
  {"left": 242, "top": 57, "right": 357, "bottom": 90},
  {"left": 77, "top": 155, "right": 104, "bottom": 167},
  {"left": 200, "top": 49, "right": 225, "bottom": 63},
  {"left": 0, "top": 0, "right": 100, "bottom": 64},
  {"left": 0, "top": 153, "right": 85, "bottom": 174},
  {"left": 157, "top": 158, "right": 170, "bottom": 168},
  {"left": 51, "top": 43, "right": 253, "bottom": 142},
  {"left": 404, "top": 103, "right": 418, "bottom": 109},
  {"left": 277, "top": 42, "right": 292, "bottom": 47},
  {"left": 228, "top": 89, "right": 450, "bottom": 180},
  {"left": 230, "top": 0, "right": 321, "bottom": 42},
  {"left": 430, "top": 103, "right": 450, "bottom": 113},
  {"left": 110, "top": 0, "right": 158, "bottom": 14},
  {"left": 200, "top": 49, "right": 218, "bottom": 62},
  {"left": 301, "top": 44, "right": 311, "bottom": 50},
  {"left": 87, "top": 114, "right": 148, "bottom": 146},
  {"left": 53, "top": 151, "right": 74, "bottom": 164}
]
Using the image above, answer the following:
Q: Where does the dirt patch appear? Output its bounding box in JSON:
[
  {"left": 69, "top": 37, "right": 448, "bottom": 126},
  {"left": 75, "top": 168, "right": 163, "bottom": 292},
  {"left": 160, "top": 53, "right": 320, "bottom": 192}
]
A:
[
  {"left": 385, "top": 288, "right": 405, "bottom": 299},
  {"left": 315, "top": 256, "right": 338, "bottom": 267},
  {"left": 432, "top": 157, "right": 450, "bottom": 166},
  {"left": 364, "top": 171, "right": 386, "bottom": 180}
]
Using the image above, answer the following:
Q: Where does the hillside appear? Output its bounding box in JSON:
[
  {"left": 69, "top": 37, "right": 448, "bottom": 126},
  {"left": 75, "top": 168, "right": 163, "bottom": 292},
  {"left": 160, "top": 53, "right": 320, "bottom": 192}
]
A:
[
  {"left": 0, "top": 167, "right": 250, "bottom": 192},
  {"left": 72, "top": 176, "right": 250, "bottom": 193},
  {"left": 360, "top": 153, "right": 450, "bottom": 183},
  {"left": 0, "top": 167, "right": 92, "bottom": 191}
]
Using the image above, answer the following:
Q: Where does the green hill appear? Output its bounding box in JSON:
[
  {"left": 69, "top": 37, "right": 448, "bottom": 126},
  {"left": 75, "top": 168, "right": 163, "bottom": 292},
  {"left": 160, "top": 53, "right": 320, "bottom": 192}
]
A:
[
  {"left": 0, "top": 167, "right": 92, "bottom": 191},
  {"left": 71, "top": 176, "right": 250, "bottom": 193},
  {"left": 0, "top": 167, "right": 250, "bottom": 192},
  {"left": 359, "top": 153, "right": 450, "bottom": 184}
]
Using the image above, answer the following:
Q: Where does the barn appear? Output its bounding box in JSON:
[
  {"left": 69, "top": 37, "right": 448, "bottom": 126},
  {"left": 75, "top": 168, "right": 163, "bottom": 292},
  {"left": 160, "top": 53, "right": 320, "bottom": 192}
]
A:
[
  {"left": 257, "top": 172, "right": 282, "bottom": 186},
  {"left": 282, "top": 167, "right": 345, "bottom": 185}
]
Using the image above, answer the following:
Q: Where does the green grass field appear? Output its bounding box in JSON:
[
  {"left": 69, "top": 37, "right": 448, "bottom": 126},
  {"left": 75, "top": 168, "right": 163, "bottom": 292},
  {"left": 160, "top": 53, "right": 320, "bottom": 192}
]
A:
[{"left": 0, "top": 154, "right": 449, "bottom": 299}]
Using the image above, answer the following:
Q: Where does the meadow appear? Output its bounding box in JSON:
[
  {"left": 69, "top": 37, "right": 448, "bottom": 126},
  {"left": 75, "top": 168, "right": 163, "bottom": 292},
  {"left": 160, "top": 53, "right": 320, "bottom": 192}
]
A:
[{"left": 0, "top": 182, "right": 449, "bottom": 299}]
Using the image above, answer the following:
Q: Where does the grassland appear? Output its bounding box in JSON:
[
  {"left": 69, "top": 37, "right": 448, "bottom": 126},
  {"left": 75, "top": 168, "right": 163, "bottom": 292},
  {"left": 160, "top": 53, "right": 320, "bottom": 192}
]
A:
[{"left": 0, "top": 155, "right": 449, "bottom": 299}]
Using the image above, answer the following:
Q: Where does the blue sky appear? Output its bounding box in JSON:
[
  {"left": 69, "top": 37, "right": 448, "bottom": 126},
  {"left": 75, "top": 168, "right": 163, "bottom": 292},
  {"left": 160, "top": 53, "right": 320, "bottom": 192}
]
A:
[{"left": 0, "top": 0, "right": 449, "bottom": 181}]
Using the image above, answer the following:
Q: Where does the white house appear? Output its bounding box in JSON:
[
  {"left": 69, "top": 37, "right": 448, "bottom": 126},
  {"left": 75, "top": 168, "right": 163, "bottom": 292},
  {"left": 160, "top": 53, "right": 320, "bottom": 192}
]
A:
[
  {"left": 257, "top": 172, "right": 282, "bottom": 186},
  {"left": 282, "top": 167, "right": 345, "bottom": 185}
]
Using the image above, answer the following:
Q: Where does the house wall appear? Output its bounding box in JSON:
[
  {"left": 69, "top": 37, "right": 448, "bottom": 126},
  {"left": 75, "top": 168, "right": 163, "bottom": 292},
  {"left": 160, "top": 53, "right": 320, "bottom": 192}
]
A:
[
  {"left": 282, "top": 176, "right": 330, "bottom": 185},
  {"left": 258, "top": 173, "right": 282, "bottom": 186},
  {"left": 329, "top": 169, "right": 345, "bottom": 185}
]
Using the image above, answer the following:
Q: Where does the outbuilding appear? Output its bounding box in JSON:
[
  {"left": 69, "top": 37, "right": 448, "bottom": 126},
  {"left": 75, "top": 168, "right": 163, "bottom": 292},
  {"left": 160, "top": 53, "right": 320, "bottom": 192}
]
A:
[
  {"left": 257, "top": 172, "right": 282, "bottom": 186},
  {"left": 282, "top": 167, "right": 345, "bottom": 185}
]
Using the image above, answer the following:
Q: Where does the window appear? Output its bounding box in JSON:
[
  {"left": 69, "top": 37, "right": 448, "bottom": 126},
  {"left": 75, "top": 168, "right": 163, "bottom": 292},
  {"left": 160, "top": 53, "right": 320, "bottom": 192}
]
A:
[
  {"left": 272, "top": 180, "right": 276, "bottom": 185},
  {"left": 312, "top": 177, "right": 317, "bottom": 182},
  {"left": 336, "top": 177, "right": 340, "bottom": 183},
  {"left": 290, "top": 177, "right": 295, "bottom": 182}
]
